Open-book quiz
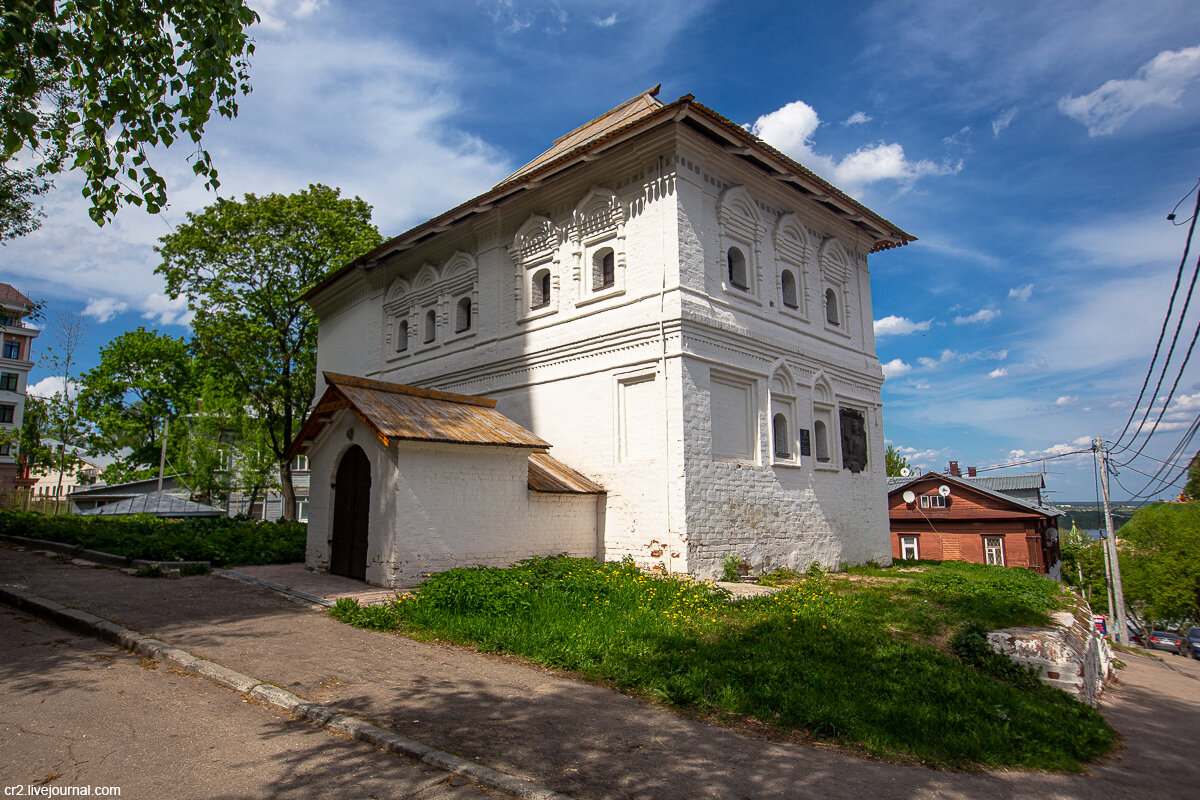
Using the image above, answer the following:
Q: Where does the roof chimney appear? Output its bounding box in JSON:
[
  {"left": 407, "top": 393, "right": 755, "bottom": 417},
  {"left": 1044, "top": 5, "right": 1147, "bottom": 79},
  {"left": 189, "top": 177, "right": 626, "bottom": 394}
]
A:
[
  {"left": 949, "top": 461, "right": 961, "bottom": 477},
  {"left": 967, "top": 466, "right": 977, "bottom": 477}
]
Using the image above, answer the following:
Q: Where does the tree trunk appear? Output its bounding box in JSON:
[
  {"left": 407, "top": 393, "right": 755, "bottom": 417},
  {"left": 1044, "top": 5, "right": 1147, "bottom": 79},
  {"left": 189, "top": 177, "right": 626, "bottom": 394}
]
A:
[{"left": 279, "top": 458, "right": 295, "bottom": 521}]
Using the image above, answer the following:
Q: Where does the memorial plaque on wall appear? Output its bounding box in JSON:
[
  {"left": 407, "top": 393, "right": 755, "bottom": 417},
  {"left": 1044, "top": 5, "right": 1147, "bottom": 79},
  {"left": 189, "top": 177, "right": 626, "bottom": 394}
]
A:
[
  {"left": 839, "top": 408, "right": 867, "bottom": 473},
  {"left": 799, "top": 428, "right": 811, "bottom": 457}
]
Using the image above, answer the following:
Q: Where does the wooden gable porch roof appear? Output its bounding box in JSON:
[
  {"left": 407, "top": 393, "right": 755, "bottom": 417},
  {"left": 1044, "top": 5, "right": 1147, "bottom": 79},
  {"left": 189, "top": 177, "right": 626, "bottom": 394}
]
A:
[{"left": 289, "top": 373, "right": 603, "bottom": 495}]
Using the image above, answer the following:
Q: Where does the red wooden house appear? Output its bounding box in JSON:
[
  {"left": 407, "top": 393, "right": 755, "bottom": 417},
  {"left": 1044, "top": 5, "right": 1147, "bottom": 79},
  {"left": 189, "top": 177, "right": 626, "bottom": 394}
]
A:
[{"left": 887, "top": 471, "right": 1061, "bottom": 576}]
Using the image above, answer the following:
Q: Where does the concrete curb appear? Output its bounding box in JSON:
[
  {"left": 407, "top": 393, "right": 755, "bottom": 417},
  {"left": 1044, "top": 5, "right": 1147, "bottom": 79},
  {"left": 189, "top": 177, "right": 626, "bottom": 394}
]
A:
[
  {"left": 0, "top": 585, "right": 572, "bottom": 800},
  {"left": 0, "top": 533, "right": 210, "bottom": 572}
]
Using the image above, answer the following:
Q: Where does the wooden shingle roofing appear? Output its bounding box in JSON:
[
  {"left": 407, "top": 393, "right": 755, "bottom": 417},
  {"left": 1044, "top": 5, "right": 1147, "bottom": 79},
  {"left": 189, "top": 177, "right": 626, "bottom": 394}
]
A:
[{"left": 289, "top": 373, "right": 603, "bottom": 495}]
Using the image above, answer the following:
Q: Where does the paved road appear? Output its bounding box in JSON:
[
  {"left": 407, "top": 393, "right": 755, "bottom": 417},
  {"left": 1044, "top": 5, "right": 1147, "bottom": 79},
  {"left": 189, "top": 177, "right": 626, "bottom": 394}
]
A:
[
  {"left": 2, "top": 544, "right": 1199, "bottom": 800},
  {"left": 0, "top": 605, "right": 494, "bottom": 800}
]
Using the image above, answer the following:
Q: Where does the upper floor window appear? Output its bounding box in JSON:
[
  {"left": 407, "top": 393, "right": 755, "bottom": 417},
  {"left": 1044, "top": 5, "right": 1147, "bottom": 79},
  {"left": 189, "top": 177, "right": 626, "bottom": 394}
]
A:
[
  {"left": 919, "top": 494, "right": 946, "bottom": 509},
  {"left": 0, "top": 404, "right": 13, "bottom": 423},
  {"left": 781, "top": 270, "right": 799, "bottom": 309},
  {"left": 455, "top": 298, "right": 472, "bottom": 333},
  {"left": 3, "top": 341, "right": 20, "bottom": 360},
  {"left": 814, "top": 420, "right": 829, "bottom": 462},
  {"left": 531, "top": 269, "right": 551, "bottom": 309},
  {"left": 292, "top": 454, "right": 310, "bottom": 472},
  {"left": 396, "top": 320, "right": 409, "bottom": 352},
  {"left": 0, "top": 372, "right": 15, "bottom": 392},
  {"left": 825, "top": 288, "right": 839, "bottom": 326},
  {"left": 772, "top": 413, "right": 791, "bottom": 459},
  {"left": 593, "top": 248, "right": 615, "bottom": 291},
  {"left": 727, "top": 247, "right": 749, "bottom": 290},
  {"left": 423, "top": 309, "right": 436, "bottom": 344}
]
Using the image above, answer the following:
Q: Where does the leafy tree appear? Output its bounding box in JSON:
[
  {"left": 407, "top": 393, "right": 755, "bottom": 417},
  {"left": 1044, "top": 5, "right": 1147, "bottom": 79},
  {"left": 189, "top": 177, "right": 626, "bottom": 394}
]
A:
[
  {"left": 1059, "top": 524, "right": 1109, "bottom": 611},
  {"left": 77, "top": 327, "right": 195, "bottom": 475},
  {"left": 885, "top": 444, "right": 911, "bottom": 477},
  {"left": 156, "top": 184, "right": 382, "bottom": 519},
  {"left": 0, "top": 0, "right": 259, "bottom": 230},
  {"left": 1118, "top": 502, "right": 1200, "bottom": 629},
  {"left": 1181, "top": 450, "right": 1200, "bottom": 501}
]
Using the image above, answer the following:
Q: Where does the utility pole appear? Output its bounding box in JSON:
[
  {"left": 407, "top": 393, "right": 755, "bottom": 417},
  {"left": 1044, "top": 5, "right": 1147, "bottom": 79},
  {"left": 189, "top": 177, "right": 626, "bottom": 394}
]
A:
[
  {"left": 1095, "top": 437, "right": 1129, "bottom": 646},
  {"left": 157, "top": 415, "right": 170, "bottom": 492}
]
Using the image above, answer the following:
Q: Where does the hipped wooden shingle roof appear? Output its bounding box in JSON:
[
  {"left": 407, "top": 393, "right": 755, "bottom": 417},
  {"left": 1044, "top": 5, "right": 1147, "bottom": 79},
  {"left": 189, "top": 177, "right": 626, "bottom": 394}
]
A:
[{"left": 290, "top": 373, "right": 603, "bottom": 494}]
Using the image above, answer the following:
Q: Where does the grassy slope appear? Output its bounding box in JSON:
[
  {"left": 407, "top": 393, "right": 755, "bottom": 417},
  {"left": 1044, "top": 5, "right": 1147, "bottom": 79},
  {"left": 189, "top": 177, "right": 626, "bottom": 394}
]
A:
[{"left": 331, "top": 557, "right": 1115, "bottom": 771}]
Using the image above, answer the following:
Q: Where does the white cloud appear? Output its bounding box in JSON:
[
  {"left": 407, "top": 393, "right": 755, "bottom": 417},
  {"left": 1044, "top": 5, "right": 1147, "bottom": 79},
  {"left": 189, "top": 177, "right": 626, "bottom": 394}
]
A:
[
  {"left": 914, "top": 382, "right": 930, "bottom": 390},
  {"left": 1056, "top": 395, "right": 1077, "bottom": 406},
  {"left": 82, "top": 298, "right": 128, "bottom": 324},
  {"left": 988, "top": 367, "right": 1008, "bottom": 378},
  {"left": 1058, "top": 212, "right": 1189, "bottom": 269},
  {"left": 1008, "top": 283, "right": 1034, "bottom": 302},
  {"left": 594, "top": 13, "right": 618, "bottom": 27},
  {"left": 874, "top": 315, "right": 932, "bottom": 337},
  {"left": 954, "top": 308, "right": 1001, "bottom": 325},
  {"left": 882, "top": 358, "right": 913, "bottom": 378},
  {"left": 253, "top": 0, "right": 325, "bottom": 31},
  {"left": 141, "top": 294, "right": 194, "bottom": 328},
  {"left": 1009, "top": 437, "right": 1094, "bottom": 461},
  {"left": 749, "top": 100, "right": 959, "bottom": 195},
  {"left": 843, "top": 111, "right": 872, "bottom": 125},
  {"left": 1059, "top": 44, "right": 1200, "bottom": 135},
  {"left": 918, "top": 349, "right": 957, "bottom": 369},
  {"left": 991, "top": 107, "right": 1017, "bottom": 137},
  {"left": 28, "top": 376, "right": 80, "bottom": 399}
]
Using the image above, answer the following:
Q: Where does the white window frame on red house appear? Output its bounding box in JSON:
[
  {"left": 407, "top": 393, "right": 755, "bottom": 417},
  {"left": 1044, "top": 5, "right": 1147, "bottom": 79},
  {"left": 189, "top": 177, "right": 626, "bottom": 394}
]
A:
[
  {"left": 900, "top": 536, "right": 919, "bottom": 560},
  {"left": 984, "top": 536, "right": 1005, "bottom": 566}
]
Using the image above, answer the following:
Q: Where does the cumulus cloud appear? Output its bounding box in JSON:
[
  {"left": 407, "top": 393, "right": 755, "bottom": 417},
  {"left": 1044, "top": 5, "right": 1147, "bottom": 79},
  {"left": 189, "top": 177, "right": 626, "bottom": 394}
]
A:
[
  {"left": 916, "top": 348, "right": 1007, "bottom": 370},
  {"left": 1009, "top": 437, "right": 1094, "bottom": 461},
  {"left": 594, "top": 12, "right": 618, "bottom": 27},
  {"left": 1008, "top": 283, "right": 1034, "bottom": 302},
  {"left": 749, "top": 100, "right": 959, "bottom": 195},
  {"left": 882, "top": 358, "right": 913, "bottom": 378},
  {"left": 1056, "top": 395, "right": 1077, "bottom": 406},
  {"left": 28, "top": 376, "right": 80, "bottom": 399},
  {"left": 843, "top": 111, "right": 872, "bottom": 125},
  {"left": 82, "top": 298, "right": 128, "bottom": 324},
  {"left": 991, "top": 107, "right": 1017, "bottom": 137},
  {"left": 1059, "top": 44, "right": 1200, "bottom": 135},
  {"left": 874, "top": 315, "right": 932, "bottom": 337},
  {"left": 141, "top": 294, "right": 194, "bottom": 327},
  {"left": 988, "top": 367, "right": 1008, "bottom": 378},
  {"left": 954, "top": 308, "right": 1001, "bottom": 325},
  {"left": 254, "top": 0, "right": 325, "bottom": 31}
]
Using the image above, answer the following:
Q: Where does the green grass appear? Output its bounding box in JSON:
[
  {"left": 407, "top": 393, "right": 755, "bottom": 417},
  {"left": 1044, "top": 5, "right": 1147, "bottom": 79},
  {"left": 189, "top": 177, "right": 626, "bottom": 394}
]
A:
[
  {"left": 0, "top": 510, "right": 306, "bottom": 566},
  {"left": 330, "top": 556, "right": 1115, "bottom": 771}
]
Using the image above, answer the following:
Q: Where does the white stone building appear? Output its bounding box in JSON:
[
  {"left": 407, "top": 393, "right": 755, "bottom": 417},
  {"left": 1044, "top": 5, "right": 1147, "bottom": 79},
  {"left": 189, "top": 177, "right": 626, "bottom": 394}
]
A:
[
  {"left": 295, "top": 87, "right": 914, "bottom": 585},
  {"left": 0, "top": 283, "right": 39, "bottom": 491}
]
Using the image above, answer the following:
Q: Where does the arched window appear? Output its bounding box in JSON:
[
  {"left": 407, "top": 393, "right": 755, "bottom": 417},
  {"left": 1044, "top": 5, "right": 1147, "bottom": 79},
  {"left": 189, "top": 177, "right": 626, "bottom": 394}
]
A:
[
  {"left": 727, "top": 247, "right": 748, "bottom": 290},
  {"left": 825, "top": 288, "right": 839, "bottom": 325},
  {"left": 772, "top": 413, "right": 791, "bottom": 459},
  {"left": 531, "top": 268, "right": 551, "bottom": 309},
  {"left": 423, "top": 309, "right": 436, "bottom": 343},
  {"left": 814, "top": 420, "right": 830, "bottom": 462},
  {"left": 781, "top": 270, "right": 798, "bottom": 309},
  {"left": 455, "top": 297, "right": 472, "bottom": 332},
  {"left": 396, "top": 319, "right": 409, "bottom": 352},
  {"left": 593, "top": 248, "right": 615, "bottom": 290}
]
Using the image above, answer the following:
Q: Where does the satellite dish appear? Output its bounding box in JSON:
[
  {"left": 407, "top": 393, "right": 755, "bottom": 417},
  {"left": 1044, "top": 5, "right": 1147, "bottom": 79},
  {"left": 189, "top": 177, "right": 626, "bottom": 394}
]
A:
[
  {"left": 900, "top": 467, "right": 911, "bottom": 477},
  {"left": 938, "top": 485, "right": 951, "bottom": 497},
  {"left": 902, "top": 490, "right": 916, "bottom": 504}
]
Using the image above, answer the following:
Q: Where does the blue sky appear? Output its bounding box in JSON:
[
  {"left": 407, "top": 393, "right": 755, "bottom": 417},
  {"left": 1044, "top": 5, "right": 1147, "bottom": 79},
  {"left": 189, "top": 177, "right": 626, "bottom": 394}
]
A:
[{"left": 5, "top": 0, "right": 1200, "bottom": 501}]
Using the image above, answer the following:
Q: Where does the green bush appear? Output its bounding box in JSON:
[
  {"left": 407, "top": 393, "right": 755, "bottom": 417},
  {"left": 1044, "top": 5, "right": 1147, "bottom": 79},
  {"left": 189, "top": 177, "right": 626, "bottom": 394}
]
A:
[{"left": 0, "top": 510, "right": 306, "bottom": 566}]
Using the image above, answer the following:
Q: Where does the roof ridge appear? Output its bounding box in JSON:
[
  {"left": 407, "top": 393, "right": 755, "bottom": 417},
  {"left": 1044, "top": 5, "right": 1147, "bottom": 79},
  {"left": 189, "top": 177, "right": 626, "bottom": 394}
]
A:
[{"left": 547, "top": 83, "right": 662, "bottom": 147}]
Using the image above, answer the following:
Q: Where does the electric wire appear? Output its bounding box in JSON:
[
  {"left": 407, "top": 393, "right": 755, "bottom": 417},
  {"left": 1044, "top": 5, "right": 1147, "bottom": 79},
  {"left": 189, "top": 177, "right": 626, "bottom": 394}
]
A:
[
  {"left": 1168, "top": 178, "right": 1200, "bottom": 226},
  {"left": 1113, "top": 185, "right": 1200, "bottom": 448},
  {"left": 973, "top": 448, "right": 1092, "bottom": 473}
]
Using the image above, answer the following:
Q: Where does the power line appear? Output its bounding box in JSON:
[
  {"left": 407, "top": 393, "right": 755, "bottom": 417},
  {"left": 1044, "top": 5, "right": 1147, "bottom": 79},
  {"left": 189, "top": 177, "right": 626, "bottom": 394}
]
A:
[
  {"left": 974, "top": 448, "right": 1092, "bottom": 473},
  {"left": 1113, "top": 183, "right": 1200, "bottom": 448}
]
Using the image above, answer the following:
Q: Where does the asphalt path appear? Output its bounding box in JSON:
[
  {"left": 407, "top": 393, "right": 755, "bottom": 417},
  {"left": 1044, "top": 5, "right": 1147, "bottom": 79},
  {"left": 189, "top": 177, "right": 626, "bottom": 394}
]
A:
[{"left": 0, "top": 605, "right": 495, "bottom": 800}]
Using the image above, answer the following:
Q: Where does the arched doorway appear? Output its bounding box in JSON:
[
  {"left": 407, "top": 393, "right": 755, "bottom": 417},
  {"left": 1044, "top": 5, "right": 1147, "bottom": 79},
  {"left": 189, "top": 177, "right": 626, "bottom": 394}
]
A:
[{"left": 331, "top": 445, "right": 371, "bottom": 580}]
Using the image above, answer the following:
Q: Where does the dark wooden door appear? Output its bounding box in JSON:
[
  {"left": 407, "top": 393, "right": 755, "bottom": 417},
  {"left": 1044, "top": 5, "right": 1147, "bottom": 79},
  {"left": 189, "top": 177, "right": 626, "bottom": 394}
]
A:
[{"left": 331, "top": 445, "right": 371, "bottom": 580}]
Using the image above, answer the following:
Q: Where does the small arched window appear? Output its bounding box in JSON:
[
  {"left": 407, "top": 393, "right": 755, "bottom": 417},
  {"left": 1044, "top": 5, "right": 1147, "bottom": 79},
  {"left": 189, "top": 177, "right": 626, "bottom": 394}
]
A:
[
  {"left": 825, "top": 288, "right": 839, "bottom": 325},
  {"left": 455, "top": 297, "right": 472, "bottom": 332},
  {"left": 727, "top": 247, "right": 748, "bottom": 290},
  {"left": 593, "top": 248, "right": 615, "bottom": 290},
  {"left": 814, "top": 420, "right": 830, "bottom": 462},
  {"left": 781, "top": 270, "right": 798, "bottom": 309},
  {"left": 531, "top": 268, "right": 551, "bottom": 309},
  {"left": 772, "top": 413, "right": 791, "bottom": 459},
  {"left": 396, "top": 319, "right": 409, "bottom": 352},
  {"left": 424, "top": 309, "right": 436, "bottom": 343}
]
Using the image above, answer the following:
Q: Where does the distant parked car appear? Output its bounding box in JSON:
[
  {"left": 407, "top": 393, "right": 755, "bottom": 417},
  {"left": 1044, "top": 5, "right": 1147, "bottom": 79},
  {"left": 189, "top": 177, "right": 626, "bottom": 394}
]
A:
[
  {"left": 1146, "top": 631, "right": 1184, "bottom": 655},
  {"left": 1186, "top": 627, "right": 1200, "bottom": 659}
]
